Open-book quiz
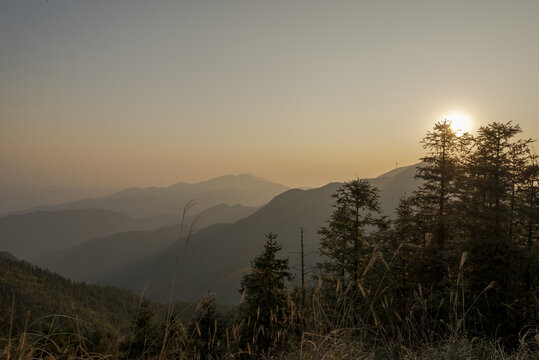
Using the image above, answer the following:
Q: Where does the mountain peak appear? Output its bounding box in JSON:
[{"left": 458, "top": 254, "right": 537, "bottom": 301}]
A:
[
  {"left": 375, "top": 163, "right": 420, "bottom": 179},
  {"left": 201, "top": 173, "right": 282, "bottom": 186}
]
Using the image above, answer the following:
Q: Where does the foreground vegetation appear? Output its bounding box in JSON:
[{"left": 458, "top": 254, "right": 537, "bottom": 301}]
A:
[{"left": 1, "top": 121, "right": 537, "bottom": 359}]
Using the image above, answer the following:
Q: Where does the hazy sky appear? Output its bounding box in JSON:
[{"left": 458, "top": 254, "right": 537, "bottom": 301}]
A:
[{"left": 2, "top": 0, "right": 538, "bottom": 189}]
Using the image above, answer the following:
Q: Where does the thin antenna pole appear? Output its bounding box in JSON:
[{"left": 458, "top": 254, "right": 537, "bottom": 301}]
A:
[{"left": 300, "top": 227, "right": 305, "bottom": 324}]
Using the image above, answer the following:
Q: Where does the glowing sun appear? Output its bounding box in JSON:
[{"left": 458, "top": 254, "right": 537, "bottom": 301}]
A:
[{"left": 445, "top": 112, "right": 471, "bottom": 136}]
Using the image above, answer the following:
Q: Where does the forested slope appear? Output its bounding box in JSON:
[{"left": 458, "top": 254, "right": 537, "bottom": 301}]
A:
[{"left": 0, "top": 253, "right": 142, "bottom": 338}]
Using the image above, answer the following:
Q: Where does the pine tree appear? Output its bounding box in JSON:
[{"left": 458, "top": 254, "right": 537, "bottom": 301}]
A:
[
  {"left": 412, "top": 120, "right": 470, "bottom": 285},
  {"left": 188, "top": 293, "right": 222, "bottom": 359},
  {"left": 316, "top": 179, "right": 385, "bottom": 327},
  {"left": 459, "top": 122, "right": 536, "bottom": 336},
  {"left": 386, "top": 195, "right": 425, "bottom": 314},
  {"left": 318, "top": 205, "right": 353, "bottom": 285},
  {"left": 515, "top": 155, "right": 539, "bottom": 320},
  {"left": 119, "top": 299, "right": 161, "bottom": 359},
  {"left": 318, "top": 179, "right": 382, "bottom": 286},
  {"left": 239, "top": 233, "right": 292, "bottom": 355}
]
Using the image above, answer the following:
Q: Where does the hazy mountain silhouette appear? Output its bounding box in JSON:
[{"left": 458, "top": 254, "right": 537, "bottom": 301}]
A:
[
  {"left": 0, "top": 183, "right": 120, "bottom": 216},
  {"left": 0, "top": 209, "right": 177, "bottom": 261},
  {"left": 91, "top": 164, "right": 421, "bottom": 303},
  {"left": 185, "top": 203, "right": 259, "bottom": 230},
  {"left": 14, "top": 174, "right": 288, "bottom": 218},
  {"left": 35, "top": 203, "right": 259, "bottom": 281}
]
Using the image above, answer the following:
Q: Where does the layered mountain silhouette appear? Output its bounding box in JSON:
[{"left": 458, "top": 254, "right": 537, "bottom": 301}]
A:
[
  {"left": 0, "top": 209, "right": 176, "bottom": 261},
  {"left": 35, "top": 203, "right": 258, "bottom": 281},
  {"left": 36, "top": 164, "right": 419, "bottom": 304},
  {"left": 0, "top": 183, "right": 119, "bottom": 215},
  {"left": 1, "top": 174, "right": 282, "bottom": 261},
  {"left": 14, "top": 174, "right": 289, "bottom": 218}
]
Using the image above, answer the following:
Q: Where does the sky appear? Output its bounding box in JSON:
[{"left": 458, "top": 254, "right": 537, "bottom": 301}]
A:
[{"left": 1, "top": 0, "right": 538, "bottom": 190}]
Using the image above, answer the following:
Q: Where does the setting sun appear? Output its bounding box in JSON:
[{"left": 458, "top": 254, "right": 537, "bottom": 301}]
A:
[{"left": 445, "top": 112, "right": 471, "bottom": 136}]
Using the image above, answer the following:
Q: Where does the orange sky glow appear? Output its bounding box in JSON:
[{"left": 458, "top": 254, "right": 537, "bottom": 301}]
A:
[{"left": 1, "top": 1, "right": 538, "bottom": 189}]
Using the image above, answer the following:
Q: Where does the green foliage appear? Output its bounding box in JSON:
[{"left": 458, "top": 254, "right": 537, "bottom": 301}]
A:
[
  {"left": 0, "top": 256, "right": 141, "bottom": 339},
  {"left": 457, "top": 122, "right": 538, "bottom": 337},
  {"left": 313, "top": 120, "right": 537, "bottom": 351},
  {"left": 384, "top": 195, "right": 426, "bottom": 314},
  {"left": 238, "top": 232, "right": 293, "bottom": 355},
  {"left": 2, "top": 120, "right": 537, "bottom": 359},
  {"left": 318, "top": 179, "right": 384, "bottom": 285},
  {"left": 118, "top": 299, "right": 185, "bottom": 359},
  {"left": 119, "top": 299, "right": 157, "bottom": 359},
  {"left": 413, "top": 120, "right": 472, "bottom": 282},
  {"left": 187, "top": 293, "right": 224, "bottom": 359},
  {"left": 316, "top": 179, "right": 387, "bottom": 327}
]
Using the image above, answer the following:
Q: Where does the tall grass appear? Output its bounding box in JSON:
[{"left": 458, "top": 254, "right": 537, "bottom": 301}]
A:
[
  {"left": 159, "top": 200, "right": 198, "bottom": 359},
  {"left": 2, "top": 241, "right": 537, "bottom": 359}
]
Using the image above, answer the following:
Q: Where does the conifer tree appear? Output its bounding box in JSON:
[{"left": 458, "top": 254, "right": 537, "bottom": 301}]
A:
[
  {"left": 414, "top": 120, "right": 470, "bottom": 250},
  {"left": 239, "top": 233, "right": 292, "bottom": 355},
  {"left": 119, "top": 299, "right": 161, "bottom": 359},
  {"left": 459, "top": 122, "right": 536, "bottom": 335},
  {"left": 318, "top": 179, "right": 382, "bottom": 285},
  {"left": 188, "top": 293, "right": 222, "bottom": 359},
  {"left": 386, "top": 195, "right": 425, "bottom": 313},
  {"left": 412, "top": 120, "right": 470, "bottom": 286},
  {"left": 515, "top": 155, "right": 538, "bottom": 320},
  {"left": 317, "top": 180, "right": 385, "bottom": 327}
]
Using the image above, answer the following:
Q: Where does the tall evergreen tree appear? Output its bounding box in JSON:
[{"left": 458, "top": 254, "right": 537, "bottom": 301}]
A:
[
  {"left": 119, "top": 299, "right": 161, "bottom": 359},
  {"left": 317, "top": 179, "right": 385, "bottom": 328},
  {"left": 318, "top": 179, "right": 382, "bottom": 286},
  {"left": 459, "top": 122, "right": 535, "bottom": 336},
  {"left": 515, "top": 154, "right": 539, "bottom": 320},
  {"left": 386, "top": 195, "right": 426, "bottom": 314},
  {"left": 412, "top": 120, "right": 470, "bottom": 285},
  {"left": 414, "top": 120, "right": 470, "bottom": 250},
  {"left": 239, "top": 233, "right": 292, "bottom": 355},
  {"left": 188, "top": 293, "right": 223, "bottom": 359}
]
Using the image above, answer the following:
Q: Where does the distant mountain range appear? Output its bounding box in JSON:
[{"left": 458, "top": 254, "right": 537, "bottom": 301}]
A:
[
  {"left": 35, "top": 203, "right": 259, "bottom": 281},
  {"left": 0, "top": 209, "right": 176, "bottom": 261},
  {"left": 0, "top": 174, "right": 284, "bottom": 261},
  {"left": 36, "top": 164, "right": 420, "bottom": 304},
  {"left": 0, "top": 183, "right": 120, "bottom": 216},
  {"left": 13, "top": 174, "right": 289, "bottom": 218}
]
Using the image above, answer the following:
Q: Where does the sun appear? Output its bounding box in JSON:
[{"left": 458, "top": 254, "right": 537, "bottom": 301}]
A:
[{"left": 445, "top": 112, "right": 471, "bottom": 136}]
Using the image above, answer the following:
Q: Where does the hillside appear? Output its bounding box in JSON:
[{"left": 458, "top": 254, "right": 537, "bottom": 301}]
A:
[
  {"left": 0, "top": 209, "right": 177, "bottom": 261},
  {"left": 34, "top": 203, "right": 259, "bottom": 281},
  {"left": 98, "top": 164, "right": 420, "bottom": 303},
  {"left": 185, "top": 203, "right": 259, "bottom": 230},
  {"left": 15, "top": 174, "right": 289, "bottom": 218},
  {"left": 0, "top": 254, "right": 142, "bottom": 339}
]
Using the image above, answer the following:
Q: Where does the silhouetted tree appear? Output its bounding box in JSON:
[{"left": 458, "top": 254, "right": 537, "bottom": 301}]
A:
[
  {"left": 385, "top": 195, "right": 425, "bottom": 314},
  {"left": 119, "top": 299, "right": 161, "bottom": 359},
  {"left": 412, "top": 120, "right": 471, "bottom": 288},
  {"left": 317, "top": 179, "right": 385, "bottom": 327},
  {"left": 458, "top": 122, "right": 536, "bottom": 337},
  {"left": 239, "top": 233, "right": 293, "bottom": 355},
  {"left": 318, "top": 179, "right": 383, "bottom": 285},
  {"left": 515, "top": 155, "right": 539, "bottom": 320},
  {"left": 188, "top": 293, "right": 223, "bottom": 359}
]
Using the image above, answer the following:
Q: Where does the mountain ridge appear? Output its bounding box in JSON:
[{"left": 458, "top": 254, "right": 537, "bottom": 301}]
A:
[
  {"left": 94, "top": 164, "right": 421, "bottom": 303},
  {"left": 35, "top": 202, "right": 259, "bottom": 280},
  {"left": 0, "top": 208, "right": 176, "bottom": 261},
  {"left": 11, "top": 174, "right": 289, "bottom": 218}
]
